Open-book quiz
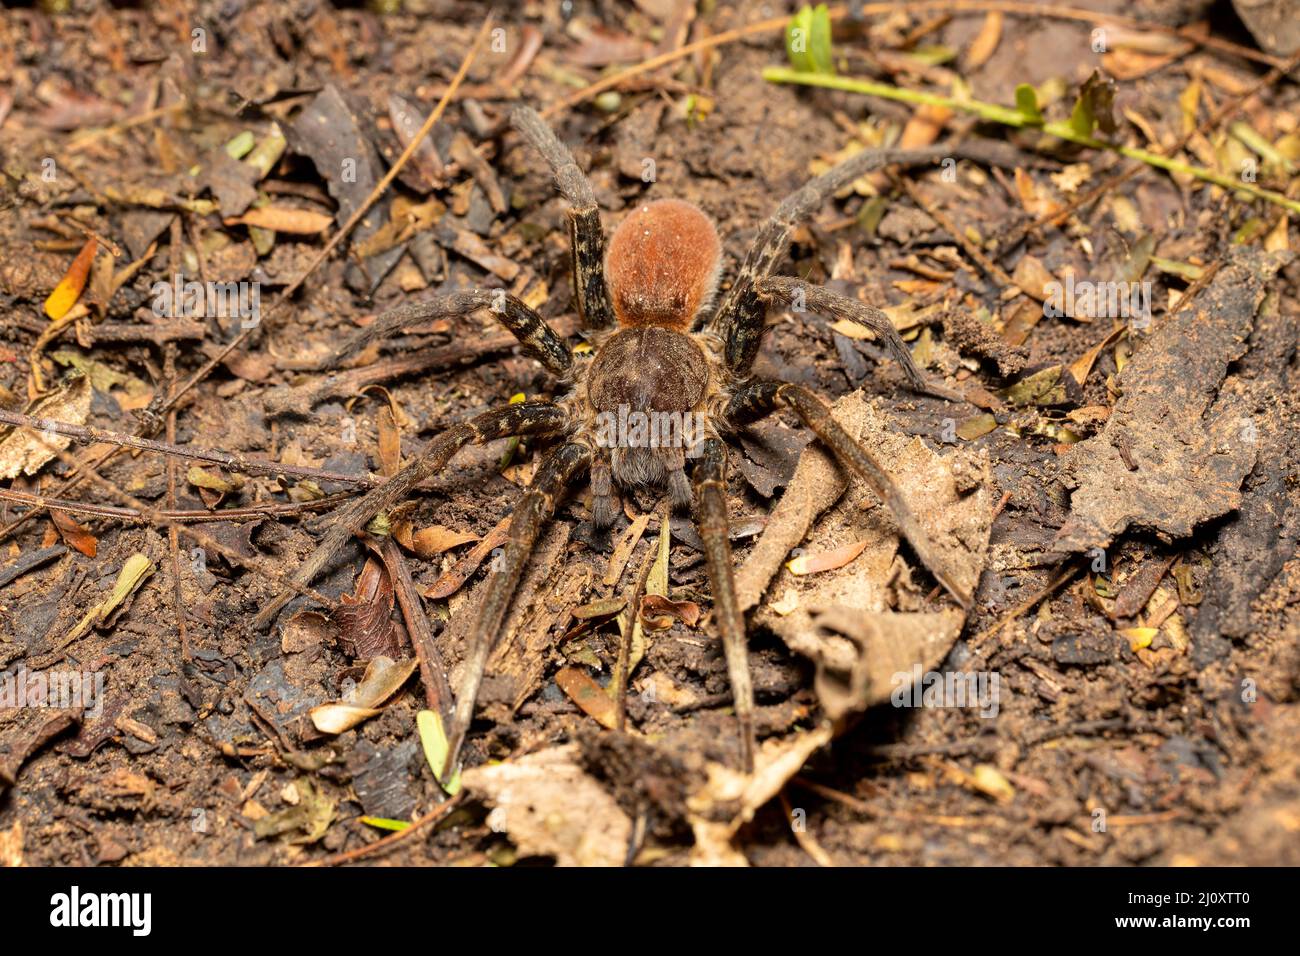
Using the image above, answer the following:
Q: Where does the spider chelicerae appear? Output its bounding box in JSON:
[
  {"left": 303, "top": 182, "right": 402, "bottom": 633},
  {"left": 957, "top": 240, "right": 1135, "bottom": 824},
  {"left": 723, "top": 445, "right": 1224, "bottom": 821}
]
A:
[{"left": 255, "top": 106, "right": 982, "bottom": 774}]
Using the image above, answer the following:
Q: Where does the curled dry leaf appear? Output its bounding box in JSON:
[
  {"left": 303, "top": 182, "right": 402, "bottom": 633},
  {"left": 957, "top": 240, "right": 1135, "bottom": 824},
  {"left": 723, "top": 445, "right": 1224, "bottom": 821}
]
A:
[
  {"left": 688, "top": 723, "right": 834, "bottom": 866},
  {"left": 461, "top": 745, "right": 633, "bottom": 867},
  {"left": 309, "top": 655, "right": 417, "bottom": 735},
  {"left": 740, "top": 392, "right": 992, "bottom": 721},
  {"left": 335, "top": 554, "right": 401, "bottom": 659},
  {"left": 640, "top": 594, "right": 700, "bottom": 629},
  {"left": 0, "top": 375, "right": 92, "bottom": 479}
]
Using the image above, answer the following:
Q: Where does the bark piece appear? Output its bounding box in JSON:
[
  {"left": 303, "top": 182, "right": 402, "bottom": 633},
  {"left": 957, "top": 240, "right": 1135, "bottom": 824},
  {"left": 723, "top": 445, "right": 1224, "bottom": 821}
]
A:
[{"left": 1054, "top": 250, "right": 1290, "bottom": 553}]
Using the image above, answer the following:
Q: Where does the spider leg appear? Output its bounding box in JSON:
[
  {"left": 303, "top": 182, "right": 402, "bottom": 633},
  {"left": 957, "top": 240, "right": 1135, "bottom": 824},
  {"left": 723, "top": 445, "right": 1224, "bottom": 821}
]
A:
[
  {"left": 754, "top": 276, "right": 960, "bottom": 400},
  {"left": 708, "top": 141, "right": 993, "bottom": 378},
  {"left": 251, "top": 401, "right": 571, "bottom": 631},
  {"left": 511, "top": 106, "right": 615, "bottom": 332},
  {"left": 692, "top": 437, "right": 756, "bottom": 773},
  {"left": 315, "top": 290, "right": 573, "bottom": 378},
  {"left": 443, "top": 440, "right": 592, "bottom": 776},
  {"left": 724, "top": 381, "right": 972, "bottom": 609}
]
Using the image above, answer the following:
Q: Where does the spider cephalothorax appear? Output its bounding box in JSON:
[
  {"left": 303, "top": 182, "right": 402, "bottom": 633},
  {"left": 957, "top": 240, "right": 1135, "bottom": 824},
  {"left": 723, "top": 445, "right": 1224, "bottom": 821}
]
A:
[{"left": 256, "top": 106, "right": 991, "bottom": 775}]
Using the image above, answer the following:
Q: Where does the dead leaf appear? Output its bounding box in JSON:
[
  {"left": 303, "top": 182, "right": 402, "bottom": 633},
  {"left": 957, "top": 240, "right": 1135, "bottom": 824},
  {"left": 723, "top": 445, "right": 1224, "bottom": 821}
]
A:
[
  {"left": 461, "top": 745, "right": 632, "bottom": 866},
  {"left": 43, "top": 237, "right": 97, "bottom": 320},
  {"left": 309, "top": 655, "right": 417, "bottom": 734},
  {"left": 410, "top": 524, "right": 478, "bottom": 558},
  {"left": 61, "top": 554, "right": 153, "bottom": 648},
  {"left": 0, "top": 375, "right": 92, "bottom": 479},
  {"left": 252, "top": 778, "right": 335, "bottom": 844},
  {"left": 786, "top": 538, "right": 871, "bottom": 576},
  {"left": 640, "top": 594, "right": 701, "bottom": 629},
  {"left": 50, "top": 510, "right": 97, "bottom": 558},
  {"left": 424, "top": 513, "right": 511, "bottom": 600},
  {"left": 377, "top": 405, "right": 401, "bottom": 476},
  {"left": 225, "top": 206, "right": 332, "bottom": 234},
  {"left": 965, "top": 11, "right": 1003, "bottom": 68},
  {"left": 335, "top": 555, "right": 401, "bottom": 659},
  {"left": 556, "top": 667, "right": 619, "bottom": 729}
]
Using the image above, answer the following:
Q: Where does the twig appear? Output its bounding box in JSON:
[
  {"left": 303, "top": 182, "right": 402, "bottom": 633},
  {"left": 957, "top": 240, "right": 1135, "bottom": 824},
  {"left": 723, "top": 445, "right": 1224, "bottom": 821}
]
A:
[
  {"left": 30, "top": 434, "right": 338, "bottom": 614},
  {"left": 544, "top": 1, "right": 1291, "bottom": 119},
  {"left": 896, "top": 176, "right": 1024, "bottom": 294},
  {"left": 0, "top": 486, "right": 353, "bottom": 523},
  {"left": 0, "top": 409, "right": 381, "bottom": 488},
  {"left": 302, "top": 795, "right": 463, "bottom": 867},
  {"left": 969, "top": 561, "right": 1080, "bottom": 648},
  {"left": 614, "top": 509, "right": 662, "bottom": 731},
  {"left": 382, "top": 536, "right": 454, "bottom": 718},
  {"left": 763, "top": 68, "right": 1300, "bottom": 214},
  {"left": 779, "top": 789, "right": 835, "bottom": 866}
]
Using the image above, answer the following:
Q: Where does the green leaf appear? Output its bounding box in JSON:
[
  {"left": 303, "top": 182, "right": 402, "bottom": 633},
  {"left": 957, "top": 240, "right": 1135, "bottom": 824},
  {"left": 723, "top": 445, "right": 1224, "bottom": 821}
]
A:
[
  {"left": 417, "top": 709, "right": 462, "bottom": 795},
  {"left": 786, "top": 4, "right": 834, "bottom": 75},
  {"left": 1014, "top": 84, "right": 1042, "bottom": 124},
  {"left": 360, "top": 816, "right": 411, "bottom": 832}
]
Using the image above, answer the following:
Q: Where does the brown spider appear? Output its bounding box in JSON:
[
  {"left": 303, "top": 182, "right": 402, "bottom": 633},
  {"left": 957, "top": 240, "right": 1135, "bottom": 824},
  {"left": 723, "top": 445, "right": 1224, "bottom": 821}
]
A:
[{"left": 254, "top": 107, "right": 986, "bottom": 774}]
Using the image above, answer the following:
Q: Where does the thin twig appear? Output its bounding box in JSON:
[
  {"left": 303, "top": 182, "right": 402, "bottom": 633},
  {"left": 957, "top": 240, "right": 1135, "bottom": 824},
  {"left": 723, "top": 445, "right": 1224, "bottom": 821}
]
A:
[
  {"left": 0, "top": 486, "right": 353, "bottom": 523},
  {"left": 382, "top": 536, "right": 454, "bottom": 717},
  {"left": 302, "top": 795, "right": 463, "bottom": 867},
  {"left": 0, "top": 409, "right": 381, "bottom": 488}
]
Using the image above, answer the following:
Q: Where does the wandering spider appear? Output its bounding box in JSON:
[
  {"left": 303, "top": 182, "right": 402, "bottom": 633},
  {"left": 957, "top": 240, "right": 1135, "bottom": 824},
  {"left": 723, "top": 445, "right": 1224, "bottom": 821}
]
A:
[{"left": 254, "top": 107, "right": 985, "bottom": 774}]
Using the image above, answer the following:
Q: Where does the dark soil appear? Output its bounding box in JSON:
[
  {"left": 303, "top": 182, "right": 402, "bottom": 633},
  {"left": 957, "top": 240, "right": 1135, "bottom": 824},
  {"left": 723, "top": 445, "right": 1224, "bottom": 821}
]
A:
[{"left": 1, "top": 0, "right": 1298, "bottom": 867}]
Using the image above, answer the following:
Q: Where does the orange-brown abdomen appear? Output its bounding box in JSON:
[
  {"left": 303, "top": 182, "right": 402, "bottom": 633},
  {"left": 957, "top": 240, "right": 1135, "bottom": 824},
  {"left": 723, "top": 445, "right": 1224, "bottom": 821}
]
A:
[{"left": 605, "top": 199, "right": 722, "bottom": 329}]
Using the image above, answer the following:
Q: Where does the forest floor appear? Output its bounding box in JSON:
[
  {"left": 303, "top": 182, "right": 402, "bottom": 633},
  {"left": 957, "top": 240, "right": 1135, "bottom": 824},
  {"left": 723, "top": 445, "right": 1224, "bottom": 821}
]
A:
[{"left": 1, "top": 0, "right": 1298, "bottom": 867}]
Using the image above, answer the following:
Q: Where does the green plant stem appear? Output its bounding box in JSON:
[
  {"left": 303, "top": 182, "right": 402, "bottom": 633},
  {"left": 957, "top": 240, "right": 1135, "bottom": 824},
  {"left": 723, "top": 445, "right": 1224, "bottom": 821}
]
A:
[{"left": 763, "top": 66, "right": 1300, "bottom": 215}]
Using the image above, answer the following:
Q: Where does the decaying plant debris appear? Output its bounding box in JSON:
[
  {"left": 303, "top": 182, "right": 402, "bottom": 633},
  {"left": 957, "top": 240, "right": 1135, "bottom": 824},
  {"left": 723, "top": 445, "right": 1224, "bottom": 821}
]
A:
[{"left": 2, "top": 1, "right": 1300, "bottom": 868}]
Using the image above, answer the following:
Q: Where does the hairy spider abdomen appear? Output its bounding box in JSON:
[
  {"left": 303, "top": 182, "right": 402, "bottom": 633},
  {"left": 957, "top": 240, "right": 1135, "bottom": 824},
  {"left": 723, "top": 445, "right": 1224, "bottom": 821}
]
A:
[
  {"left": 606, "top": 199, "right": 722, "bottom": 329},
  {"left": 587, "top": 326, "right": 709, "bottom": 415}
]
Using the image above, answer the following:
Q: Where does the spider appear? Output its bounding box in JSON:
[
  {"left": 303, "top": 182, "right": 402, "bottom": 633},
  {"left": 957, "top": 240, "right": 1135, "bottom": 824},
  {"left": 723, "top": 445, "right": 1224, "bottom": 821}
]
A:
[{"left": 253, "top": 107, "right": 985, "bottom": 774}]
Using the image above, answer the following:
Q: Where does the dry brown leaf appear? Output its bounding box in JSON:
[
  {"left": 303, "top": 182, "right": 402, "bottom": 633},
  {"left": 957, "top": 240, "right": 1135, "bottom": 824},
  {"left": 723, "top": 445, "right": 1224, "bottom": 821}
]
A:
[
  {"left": 410, "top": 524, "right": 478, "bottom": 558},
  {"left": 50, "top": 509, "right": 97, "bottom": 558},
  {"left": 0, "top": 375, "right": 92, "bottom": 479},
  {"left": 462, "top": 745, "right": 632, "bottom": 866},
  {"left": 224, "top": 206, "right": 332, "bottom": 234},
  {"left": 309, "top": 655, "right": 417, "bottom": 734},
  {"left": 640, "top": 594, "right": 701, "bottom": 629},
  {"left": 786, "top": 538, "right": 871, "bottom": 576},
  {"left": 336, "top": 555, "right": 401, "bottom": 659},
  {"left": 555, "top": 666, "right": 619, "bottom": 729},
  {"left": 424, "top": 513, "right": 511, "bottom": 600},
  {"left": 965, "top": 11, "right": 1003, "bottom": 68},
  {"left": 377, "top": 405, "right": 401, "bottom": 476}
]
